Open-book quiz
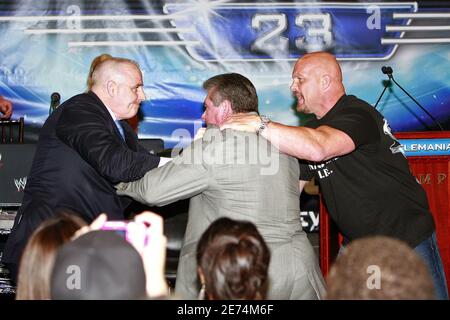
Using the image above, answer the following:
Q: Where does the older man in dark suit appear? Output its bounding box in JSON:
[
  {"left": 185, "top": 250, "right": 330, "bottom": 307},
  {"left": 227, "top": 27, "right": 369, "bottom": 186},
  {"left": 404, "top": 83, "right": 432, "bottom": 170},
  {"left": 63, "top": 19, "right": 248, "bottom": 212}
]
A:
[{"left": 2, "top": 56, "right": 160, "bottom": 282}]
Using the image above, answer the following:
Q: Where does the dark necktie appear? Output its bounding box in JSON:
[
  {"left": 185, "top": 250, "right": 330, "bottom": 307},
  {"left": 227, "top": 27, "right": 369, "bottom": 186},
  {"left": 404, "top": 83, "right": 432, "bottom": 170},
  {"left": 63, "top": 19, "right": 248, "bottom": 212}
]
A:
[{"left": 114, "top": 120, "right": 125, "bottom": 141}]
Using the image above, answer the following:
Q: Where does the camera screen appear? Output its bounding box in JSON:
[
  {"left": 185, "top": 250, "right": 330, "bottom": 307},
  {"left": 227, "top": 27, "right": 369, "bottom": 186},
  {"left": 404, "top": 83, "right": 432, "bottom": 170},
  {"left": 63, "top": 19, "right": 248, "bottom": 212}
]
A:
[
  {"left": 101, "top": 221, "right": 128, "bottom": 240},
  {"left": 108, "top": 229, "right": 126, "bottom": 239}
]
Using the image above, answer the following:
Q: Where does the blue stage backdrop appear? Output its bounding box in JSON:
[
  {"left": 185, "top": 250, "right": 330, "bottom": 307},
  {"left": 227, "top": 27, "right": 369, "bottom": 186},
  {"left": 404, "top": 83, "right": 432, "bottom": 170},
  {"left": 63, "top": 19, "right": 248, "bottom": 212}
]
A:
[{"left": 0, "top": 0, "right": 449, "bottom": 148}]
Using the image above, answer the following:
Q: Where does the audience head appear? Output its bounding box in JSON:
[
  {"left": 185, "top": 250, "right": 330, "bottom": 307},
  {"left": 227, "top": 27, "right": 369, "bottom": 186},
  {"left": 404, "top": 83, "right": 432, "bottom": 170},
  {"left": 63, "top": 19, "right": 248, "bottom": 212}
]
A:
[
  {"left": 196, "top": 217, "right": 270, "bottom": 300},
  {"left": 326, "top": 236, "right": 435, "bottom": 300},
  {"left": 89, "top": 55, "right": 145, "bottom": 120},
  {"left": 16, "top": 213, "right": 86, "bottom": 300},
  {"left": 50, "top": 230, "right": 147, "bottom": 300},
  {"left": 201, "top": 73, "right": 258, "bottom": 126}
]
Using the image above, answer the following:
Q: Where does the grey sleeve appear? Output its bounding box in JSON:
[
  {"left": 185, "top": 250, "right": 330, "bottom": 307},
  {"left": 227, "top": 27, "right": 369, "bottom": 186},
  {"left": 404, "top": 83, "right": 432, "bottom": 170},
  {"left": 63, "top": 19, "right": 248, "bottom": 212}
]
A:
[{"left": 116, "top": 145, "right": 210, "bottom": 206}]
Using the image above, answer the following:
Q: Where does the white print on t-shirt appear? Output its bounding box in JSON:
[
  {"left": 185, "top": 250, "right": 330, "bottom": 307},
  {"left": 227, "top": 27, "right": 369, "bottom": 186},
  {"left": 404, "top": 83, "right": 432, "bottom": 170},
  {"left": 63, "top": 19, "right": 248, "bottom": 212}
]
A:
[
  {"left": 383, "top": 119, "right": 406, "bottom": 157},
  {"left": 308, "top": 158, "right": 338, "bottom": 179}
]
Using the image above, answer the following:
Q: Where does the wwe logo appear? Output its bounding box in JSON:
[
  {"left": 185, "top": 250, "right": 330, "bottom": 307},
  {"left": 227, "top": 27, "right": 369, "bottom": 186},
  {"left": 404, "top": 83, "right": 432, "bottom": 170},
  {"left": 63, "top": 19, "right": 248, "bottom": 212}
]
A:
[{"left": 14, "top": 177, "right": 27, "bottom": 192}]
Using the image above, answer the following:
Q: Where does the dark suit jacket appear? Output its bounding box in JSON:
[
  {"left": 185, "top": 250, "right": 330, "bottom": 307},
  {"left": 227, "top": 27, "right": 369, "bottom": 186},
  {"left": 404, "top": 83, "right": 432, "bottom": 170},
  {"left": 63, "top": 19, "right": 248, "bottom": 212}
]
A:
[{"left": 2, "top": 91, "right": 159, "bottom": 269}]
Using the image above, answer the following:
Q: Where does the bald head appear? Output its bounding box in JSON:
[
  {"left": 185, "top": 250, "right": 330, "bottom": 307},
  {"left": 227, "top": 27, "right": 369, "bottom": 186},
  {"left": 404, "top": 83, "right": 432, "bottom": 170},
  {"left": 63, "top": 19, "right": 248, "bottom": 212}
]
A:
[
  {"left": 290, "top": 52, "right": 345, "bottom": 118},
  {"left": 91, "top": 59, "right": 141, "bottom": 91},
  {"left": 298, "top": 52, "right": 343, "bottom": 83},
  {"left": 88, "top": 56, "right": 145, "bottom": 120},
  {"left": 86, "top": 54, "right": 113, "bottom": 91}
]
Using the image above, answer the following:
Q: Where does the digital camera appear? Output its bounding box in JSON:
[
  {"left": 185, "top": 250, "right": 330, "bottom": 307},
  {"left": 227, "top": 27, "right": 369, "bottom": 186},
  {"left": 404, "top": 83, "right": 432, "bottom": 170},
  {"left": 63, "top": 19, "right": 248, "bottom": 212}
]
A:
[{"left": 101, "top": 221, "right": 150, "bottom": 246}]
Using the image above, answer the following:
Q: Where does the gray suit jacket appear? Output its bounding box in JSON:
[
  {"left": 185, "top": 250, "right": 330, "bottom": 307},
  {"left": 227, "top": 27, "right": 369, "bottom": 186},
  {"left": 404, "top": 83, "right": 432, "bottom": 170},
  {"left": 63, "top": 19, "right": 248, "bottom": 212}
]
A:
[{"left": 117, "top": 127, "right": 326, "bottom": 299}]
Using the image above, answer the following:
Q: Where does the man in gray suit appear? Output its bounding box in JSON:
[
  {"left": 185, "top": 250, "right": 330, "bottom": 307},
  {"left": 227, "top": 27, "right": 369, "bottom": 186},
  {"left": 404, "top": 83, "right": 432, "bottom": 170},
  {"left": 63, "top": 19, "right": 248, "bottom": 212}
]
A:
[{"left": 116, "top": 73, "right": 326, "bottom": 299}]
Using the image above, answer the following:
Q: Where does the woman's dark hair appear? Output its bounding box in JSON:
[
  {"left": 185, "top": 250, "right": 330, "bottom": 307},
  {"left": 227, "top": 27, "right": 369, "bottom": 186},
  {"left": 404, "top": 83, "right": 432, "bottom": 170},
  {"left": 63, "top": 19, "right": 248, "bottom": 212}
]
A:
[
  {"left": 196, "top": 217, "right": 270, "bottom": 300},
  {"left": 16, "top": 213, "right": 87, "bottom": 300}
]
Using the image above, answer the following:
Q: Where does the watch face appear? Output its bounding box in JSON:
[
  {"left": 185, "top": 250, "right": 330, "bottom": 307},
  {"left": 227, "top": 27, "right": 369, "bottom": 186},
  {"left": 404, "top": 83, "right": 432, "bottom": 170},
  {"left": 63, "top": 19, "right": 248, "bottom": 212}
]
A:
[{"left": 257, "top": 116, "right": 269, "bottom": 134}]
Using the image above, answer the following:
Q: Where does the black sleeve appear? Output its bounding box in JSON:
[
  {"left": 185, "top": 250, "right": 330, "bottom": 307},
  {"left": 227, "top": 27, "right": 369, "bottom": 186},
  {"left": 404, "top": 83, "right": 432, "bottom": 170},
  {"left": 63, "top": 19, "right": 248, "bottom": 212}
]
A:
[
  {"left": 299, "top": 159, "right": 315, "bottom": 181},
  {"left": 55, "top": 103, "right": 159, "bottom": 184},
  {"left": 324, "top": 107, "right": 379, "bottom": 148}
]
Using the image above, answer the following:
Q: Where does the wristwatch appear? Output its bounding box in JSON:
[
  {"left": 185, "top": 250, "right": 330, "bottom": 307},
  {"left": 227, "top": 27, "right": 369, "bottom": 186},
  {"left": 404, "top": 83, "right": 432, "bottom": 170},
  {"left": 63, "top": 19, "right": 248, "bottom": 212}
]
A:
[{"left": 256, "top": 115, "right": 270, "bottom": 135}]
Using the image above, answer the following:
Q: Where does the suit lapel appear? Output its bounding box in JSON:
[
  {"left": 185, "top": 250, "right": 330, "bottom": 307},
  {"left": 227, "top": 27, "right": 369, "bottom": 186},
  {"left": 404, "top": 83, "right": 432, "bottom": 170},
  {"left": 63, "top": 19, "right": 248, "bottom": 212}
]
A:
[{"left": 87, "top": 91, "right": 138, "bottom": 151}]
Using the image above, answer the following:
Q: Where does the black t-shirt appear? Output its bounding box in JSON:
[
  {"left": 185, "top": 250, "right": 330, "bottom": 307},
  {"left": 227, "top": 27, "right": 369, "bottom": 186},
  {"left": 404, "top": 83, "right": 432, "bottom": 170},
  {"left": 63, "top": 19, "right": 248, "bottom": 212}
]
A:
[{"left": 299, "top": 94, "right": 435, "bottom": 247}]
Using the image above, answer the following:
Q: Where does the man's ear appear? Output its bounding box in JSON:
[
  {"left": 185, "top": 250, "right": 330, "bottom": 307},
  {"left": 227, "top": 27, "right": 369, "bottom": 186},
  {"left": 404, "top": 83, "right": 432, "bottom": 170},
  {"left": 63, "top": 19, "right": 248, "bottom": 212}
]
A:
[
  {"left": 106, "top": 80, "right": 117, "bottom": 97},
  {"left": 321, "top": 75, "right": 331, "bottom": 91},
  {"left": 219, "top": 100, "right": 233, "bottom": 121}
]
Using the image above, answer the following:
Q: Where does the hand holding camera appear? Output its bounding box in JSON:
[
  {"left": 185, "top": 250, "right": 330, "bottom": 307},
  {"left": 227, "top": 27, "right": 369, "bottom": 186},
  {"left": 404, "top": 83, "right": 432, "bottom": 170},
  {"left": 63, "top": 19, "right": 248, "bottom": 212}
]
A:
[
  {"left": 73, "top": 211, "right": 168, "bottom": 297},
  {"left": 101, "top": 220, "right": 151, "bottom": 248},
  {"left": 131, "top": 211, "right": 168, "bottom": 297}
]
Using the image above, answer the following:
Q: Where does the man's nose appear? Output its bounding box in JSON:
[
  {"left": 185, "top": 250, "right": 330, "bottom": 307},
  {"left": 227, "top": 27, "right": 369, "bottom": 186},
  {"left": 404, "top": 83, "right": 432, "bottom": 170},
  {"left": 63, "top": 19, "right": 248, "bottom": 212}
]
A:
[
  {"left": 290, "top": 80, "right": 297, "bottom": 92},
  {"left": 138, "top": 87, "right": 146, "bottom": 102}
]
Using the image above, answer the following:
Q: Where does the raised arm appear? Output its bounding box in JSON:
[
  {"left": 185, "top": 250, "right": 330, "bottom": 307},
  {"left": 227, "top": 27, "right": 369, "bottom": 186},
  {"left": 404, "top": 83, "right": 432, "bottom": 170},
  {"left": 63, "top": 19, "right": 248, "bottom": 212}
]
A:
[
  {"left": 221, "top": 114, "right": 355, "bottom": 162},
  {"left": 116, "top": 148, "right": 210, "bottom": 206},
  {"left": 263, "top": 122, "right": 355, "bottom": 161}
]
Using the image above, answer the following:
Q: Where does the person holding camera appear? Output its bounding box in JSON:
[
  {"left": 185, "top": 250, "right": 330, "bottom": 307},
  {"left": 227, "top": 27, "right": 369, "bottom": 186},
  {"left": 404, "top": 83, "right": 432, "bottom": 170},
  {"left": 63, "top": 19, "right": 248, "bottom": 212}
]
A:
[{"left": 51, "top": 211, "right": 168, "bottom": 300}]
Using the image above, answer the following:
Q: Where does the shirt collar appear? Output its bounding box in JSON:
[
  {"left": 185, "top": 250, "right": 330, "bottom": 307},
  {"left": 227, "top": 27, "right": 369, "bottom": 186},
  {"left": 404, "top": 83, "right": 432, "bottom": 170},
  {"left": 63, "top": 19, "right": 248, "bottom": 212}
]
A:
[
  {"left": 104, "top": 104, "right": 118, "bottom": 122},
  {"left": 87, "top": 91, "right": 119, "bottom": 122}
]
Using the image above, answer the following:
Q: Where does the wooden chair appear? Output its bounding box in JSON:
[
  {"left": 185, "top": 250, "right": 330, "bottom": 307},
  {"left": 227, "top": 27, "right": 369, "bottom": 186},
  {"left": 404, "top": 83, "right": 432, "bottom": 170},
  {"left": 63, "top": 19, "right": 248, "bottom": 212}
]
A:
[{"left": 0, "top": 117, "right": 24, "bottom": 143}]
